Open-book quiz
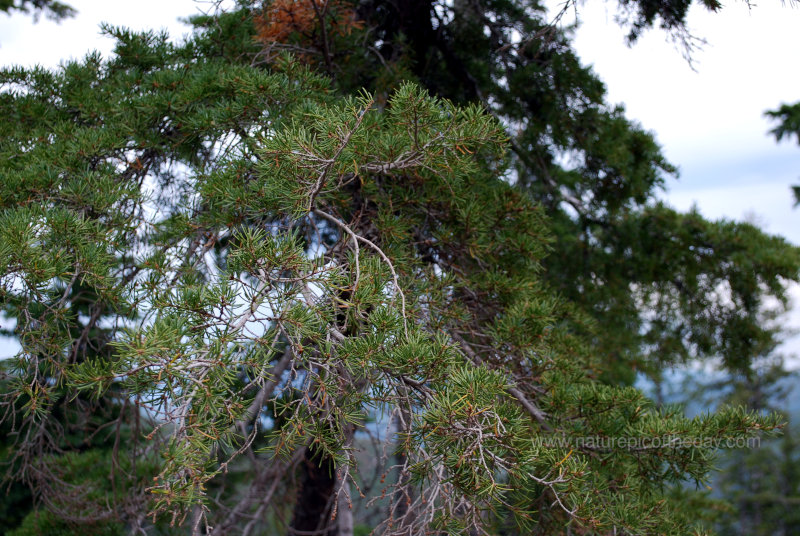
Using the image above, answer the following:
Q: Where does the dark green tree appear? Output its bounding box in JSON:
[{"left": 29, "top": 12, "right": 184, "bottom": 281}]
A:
[
  {"left": 1, "top": 2, "right": 798, "bottom": 535},
  {"left": 766, "top": 101, "right": 800, "bottom": 205},
  {"left": 693, "top": 97, "right": 800, "bottom": 536},
  {"left": 248, "top": 0, "right": 800, "bottom": 381}
]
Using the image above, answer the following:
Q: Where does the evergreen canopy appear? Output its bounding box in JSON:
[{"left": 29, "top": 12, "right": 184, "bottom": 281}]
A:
[{"left": 1, "top": 2, "right": 798, "bottom": 535}]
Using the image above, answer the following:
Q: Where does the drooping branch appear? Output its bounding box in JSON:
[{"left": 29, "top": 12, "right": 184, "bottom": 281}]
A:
[
  {"left": 450, "top": 332, "right": 551, "bottom": 430},
  {"left": 313, "top": 208, "right": 408, "bottom": 338}
]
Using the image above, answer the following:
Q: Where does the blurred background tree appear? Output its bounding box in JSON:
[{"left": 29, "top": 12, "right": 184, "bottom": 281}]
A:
[
  {"left": 767, "top": 101, "right": 800, "bottom": 206},
  {"left": 0, "top": 0, "right": 74, "bottom": 21}
]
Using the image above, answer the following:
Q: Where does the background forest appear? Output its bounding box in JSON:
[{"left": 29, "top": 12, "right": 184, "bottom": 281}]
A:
[{"left": 1, "top": 0, "right": 799, "bottom": 534}]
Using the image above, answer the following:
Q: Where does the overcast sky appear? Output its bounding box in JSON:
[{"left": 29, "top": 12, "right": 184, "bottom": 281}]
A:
[{"left": 1, "top": 0, "right": 799, "bottom": 361}]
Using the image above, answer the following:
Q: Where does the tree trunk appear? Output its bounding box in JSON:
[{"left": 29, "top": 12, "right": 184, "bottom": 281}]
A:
[
  {"left": 290, "top": 448, "right": 338, "bottom": 536},
  {"left": 336, "top": 469, "right": 354, "bottom": 536},
  {"left": 391, "top": 401, "right": 416, "bottom": 531}
]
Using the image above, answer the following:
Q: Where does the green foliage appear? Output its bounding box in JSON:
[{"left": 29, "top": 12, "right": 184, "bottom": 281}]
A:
[
  {"left": 0, "top": 2, "right": 797, "bottom": 535},
  {"left": 616, "top": 0, "right": 721, "bottom": 43},
  {"left": 284, "top": 0, "right": 800, "bottom": 385},
  {"left": 670, "top": 354, "right": 800, "bottom": 535},
  {"left": 766, "top": 101, "right": 800, "bottom": 206},
  {"left": 767, "top": 102, "right": 800, "bottom": 145}
]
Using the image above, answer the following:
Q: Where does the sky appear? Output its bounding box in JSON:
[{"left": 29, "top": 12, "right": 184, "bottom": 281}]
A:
[{"left": 0, "top": 0, "right": 799, "bottom": 360}]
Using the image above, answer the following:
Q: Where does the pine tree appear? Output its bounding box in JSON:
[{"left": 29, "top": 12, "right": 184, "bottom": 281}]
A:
[
  {"left": 676, "top": 352, "right": 800, "bottom": 535},
  {"left": 246, "top": 0, "right": 800, "bottom": 383},
  {"left": 766, "top": 101, "right": 800, "bottom": 206},
  {"left": 0, "top": 3, "right": 797, "bottom": 536},
  {"left": 684, "top": 100, "right": 800, "bottom": 536}
]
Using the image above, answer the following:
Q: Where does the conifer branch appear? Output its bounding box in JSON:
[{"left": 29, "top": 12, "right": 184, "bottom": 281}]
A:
[
  {"left": 306, "top": 99, "right": 372, "bottom": 212},
  {"left": 313, "top": 208, "right": 409, "bottom": 338},
  {"left": 451, "top": 332, "right": 551, "bottom": 430}
]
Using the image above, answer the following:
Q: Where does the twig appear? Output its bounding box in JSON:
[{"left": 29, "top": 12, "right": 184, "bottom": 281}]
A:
[
  {"left": 307, "top": 100, "right": 372, "bottom": 212},
  {"left": 450, "top": 332, "right": 551, "bottom": 430},
  {"left": 313, "top": 209, "right": 408, "bottom": 338}
]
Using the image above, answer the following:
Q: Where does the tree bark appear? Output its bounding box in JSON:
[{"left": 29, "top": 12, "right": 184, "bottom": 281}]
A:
[
  {"left": 390, "top": 395, "right": 416, "bottom": 531},
  {"left": 336, "top": 465, "right": 354, "bottom": 536},
  {"left": 290, "top": 448, "right": 338, "bottom": 536}
]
